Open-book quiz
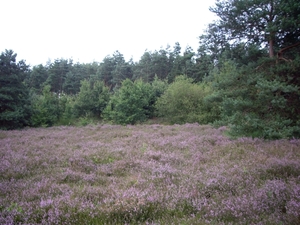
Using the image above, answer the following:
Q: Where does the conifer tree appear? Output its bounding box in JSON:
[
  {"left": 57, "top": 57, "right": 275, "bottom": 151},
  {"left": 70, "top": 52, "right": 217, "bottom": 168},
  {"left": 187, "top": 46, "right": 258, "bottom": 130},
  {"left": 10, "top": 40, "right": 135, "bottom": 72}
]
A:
[{"left": 0, "top": 50, "right": 31, "bottom": 129}]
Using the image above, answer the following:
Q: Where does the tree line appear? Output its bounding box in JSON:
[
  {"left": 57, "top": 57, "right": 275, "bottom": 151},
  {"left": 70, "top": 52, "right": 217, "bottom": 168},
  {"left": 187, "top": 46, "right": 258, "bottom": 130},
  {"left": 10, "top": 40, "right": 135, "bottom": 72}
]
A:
[{"left": 1, "top": 0, "right": 300, "bottom": 139}]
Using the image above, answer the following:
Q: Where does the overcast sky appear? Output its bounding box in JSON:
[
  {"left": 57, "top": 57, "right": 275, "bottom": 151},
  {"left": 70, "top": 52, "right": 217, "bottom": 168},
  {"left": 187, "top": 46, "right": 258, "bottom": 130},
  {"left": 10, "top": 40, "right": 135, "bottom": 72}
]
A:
[{"left": 2, "top": 0, "right": 217, "bottom": 66}]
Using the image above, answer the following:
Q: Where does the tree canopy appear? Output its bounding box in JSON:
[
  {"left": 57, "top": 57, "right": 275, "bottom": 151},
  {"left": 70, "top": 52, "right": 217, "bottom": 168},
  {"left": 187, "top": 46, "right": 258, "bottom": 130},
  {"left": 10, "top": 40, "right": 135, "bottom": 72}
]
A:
[
  {"left": 1, "top": 0, "right": 300, "bottom": 138},
  {"left": 0, "top": 50, "right": 31, "bottom": 129},
  {"left": 207, "top": 0, "right": 300, "bottom": 58}
]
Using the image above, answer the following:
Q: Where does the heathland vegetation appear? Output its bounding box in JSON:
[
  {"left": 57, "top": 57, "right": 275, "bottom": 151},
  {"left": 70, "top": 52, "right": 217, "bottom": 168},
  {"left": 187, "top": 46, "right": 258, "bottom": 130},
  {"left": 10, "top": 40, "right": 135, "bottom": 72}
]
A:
[
  {"left": 1, "top": 124, "right": 300, "bottom": 224},
  {"left": 1, "top": 0, "right": 300, "bottom": 223}
]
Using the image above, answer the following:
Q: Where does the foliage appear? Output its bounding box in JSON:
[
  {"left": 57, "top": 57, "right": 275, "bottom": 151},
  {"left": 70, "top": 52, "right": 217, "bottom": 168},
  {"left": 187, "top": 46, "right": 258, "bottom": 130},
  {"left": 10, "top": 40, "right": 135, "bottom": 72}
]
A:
[
  {"left": 25, "top": 64, "right": 48, "bottom": 94},
  {"left": 44, "top": 59, "right": 73, "bottom": 93},
  {"left": 209, "top": 0, "right": 300, "bottom": 57},
  {"left": 97, "top": 51, "right": 133, "bottom": 88},
  {"left": 2, "top": 0, "right": 299, "bottom": 140},
  {"left": 25, "top": 60, "right": 99, "bottom": 96},
  {"left": 30, "top": 79, "right": 109, "bottom": 127},
  {"left": 65, "top": 62, "right": 99, "bottom": 95},
  {"left": 0, "top": 49, "right": 31, "bottom": 129},
  {"left": 168, "top": 46, "right": 203, "bottom": 83},
  {"left": 210, "top": 59, "right": 300, "bottom": 139},
  {"left": 63, "top": 71, "right": 82, "bottom": 95},
  {"left": 155, "top": 75, "right": 216, "bottom": 124},
  {"left": 133, "top": 49, "right": 170, "bottom": 82},
  {"left": 134, "top": 44, "right": 203, "bottom": 83},
  {"left": 55, "top": 94, "right": 77, "bottom": 126},
  {"left": 73, "top": 79, "right": 110, "bottom": 118},
  {"left": 147, "top": 76, "right": 169, "bottom": 118},
  {"left": 30, "top": 85, "right": 60, "bottom": 127},
  {"left": 195, "top": 0, "right": 300, "bottom": 139},
  {"left": 103, "top": 79, "right": 155, "bottom": 125},
  {"left": 151, "top": 75, "right": 168, "bottom": 93}
]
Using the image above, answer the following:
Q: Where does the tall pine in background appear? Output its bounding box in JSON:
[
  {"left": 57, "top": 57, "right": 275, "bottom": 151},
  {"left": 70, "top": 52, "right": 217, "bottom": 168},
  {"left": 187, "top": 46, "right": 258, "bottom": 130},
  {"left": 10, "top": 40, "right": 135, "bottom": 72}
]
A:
[
  {"left": 0, "top": 50, "right": 31, "bottom": 129},
  {"left": 203, "top": 0, "right": 300, "bottom": 139}
]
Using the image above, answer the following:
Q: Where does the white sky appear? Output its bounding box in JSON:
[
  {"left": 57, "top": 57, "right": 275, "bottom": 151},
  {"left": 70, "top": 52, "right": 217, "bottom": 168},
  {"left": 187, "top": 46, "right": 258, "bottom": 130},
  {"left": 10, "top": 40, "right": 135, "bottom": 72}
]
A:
[{"left": 2, "top": 0, "right": 217, "bottom": 67}]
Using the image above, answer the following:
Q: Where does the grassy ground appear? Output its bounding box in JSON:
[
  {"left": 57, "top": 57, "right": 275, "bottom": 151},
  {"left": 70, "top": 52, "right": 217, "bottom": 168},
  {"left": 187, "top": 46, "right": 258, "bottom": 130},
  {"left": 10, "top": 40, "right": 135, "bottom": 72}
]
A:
[{"left": 0, "top": 124, "right": 300, "bottom": 224}]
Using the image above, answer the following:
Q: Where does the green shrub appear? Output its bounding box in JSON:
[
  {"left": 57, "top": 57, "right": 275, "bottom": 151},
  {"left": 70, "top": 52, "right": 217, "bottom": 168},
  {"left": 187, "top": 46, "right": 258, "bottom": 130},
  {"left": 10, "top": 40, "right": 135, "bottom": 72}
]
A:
[
  {"left": 155, "top": 75, "right": 216, "bottom": 124},
  {"left": 30, "top": 85, "right": 60, "bottom": 127},
  {"left": 147, "top": 76, "right": 169, "bottom": 118},
  {"left": 103, "top": 79, "right": 154, "bottom": 125},
  {"left": 73, "top": 79, "right": 110, "bottom": 118},
  {"left": 56, "top": 94, "right": 77, "bottom": 125}
]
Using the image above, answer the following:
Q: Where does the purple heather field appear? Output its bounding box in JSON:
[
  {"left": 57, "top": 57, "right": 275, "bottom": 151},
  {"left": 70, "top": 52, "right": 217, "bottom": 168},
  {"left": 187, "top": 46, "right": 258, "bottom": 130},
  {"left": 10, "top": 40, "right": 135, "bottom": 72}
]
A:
[{"left": 0, "top": 124, "right": 300, "bottom": 224}]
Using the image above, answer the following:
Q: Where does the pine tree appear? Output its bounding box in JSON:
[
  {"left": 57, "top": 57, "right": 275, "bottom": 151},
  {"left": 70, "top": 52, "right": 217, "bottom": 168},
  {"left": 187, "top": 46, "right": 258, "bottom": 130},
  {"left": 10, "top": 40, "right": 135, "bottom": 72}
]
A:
[{"left": 0, "top": 50, "right": 31, "bottom": 129}]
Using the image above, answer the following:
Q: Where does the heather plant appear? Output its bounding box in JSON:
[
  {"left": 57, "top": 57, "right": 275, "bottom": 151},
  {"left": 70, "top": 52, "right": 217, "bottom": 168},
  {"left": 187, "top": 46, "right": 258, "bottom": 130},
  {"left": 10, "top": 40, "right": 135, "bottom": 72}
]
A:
[{"left": 0, "top": 124, "right": 299, "bottom": 224}]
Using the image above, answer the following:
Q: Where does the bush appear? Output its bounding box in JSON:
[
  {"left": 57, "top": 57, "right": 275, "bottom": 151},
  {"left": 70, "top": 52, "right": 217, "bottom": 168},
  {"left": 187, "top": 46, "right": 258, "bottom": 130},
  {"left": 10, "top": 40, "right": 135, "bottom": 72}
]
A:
[
  {"left": 155, "top": 75, "right": 216, "bottom": 124},
  {"left": 147, "top": 76, "right": 169, "bottom": 118},
  {"left": 103, "top": 79, "right": 154, "bottom": 125},
  {"left": 73, "top": 80, "right": 110, "bottom": 118},
  {"left": 30, "top": 85, "right": 60, "bottom": 127},
  {"left": 56, "top": 94, "right": 77, "bottom": 125}
]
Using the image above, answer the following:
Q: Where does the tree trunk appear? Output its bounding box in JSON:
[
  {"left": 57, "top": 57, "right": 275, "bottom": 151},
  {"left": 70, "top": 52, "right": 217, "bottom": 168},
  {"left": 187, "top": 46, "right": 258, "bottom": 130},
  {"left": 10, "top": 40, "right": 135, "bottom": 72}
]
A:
[{"left": 269, "top": 38, "right": 275, "bottom": 58}]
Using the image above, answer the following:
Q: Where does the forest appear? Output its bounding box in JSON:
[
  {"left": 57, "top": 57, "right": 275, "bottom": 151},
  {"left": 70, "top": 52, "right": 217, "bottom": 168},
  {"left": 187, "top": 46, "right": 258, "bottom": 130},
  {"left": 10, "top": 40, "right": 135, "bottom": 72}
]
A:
[{"left": 1, "top": 0, "right": 300, "bottom": 139}]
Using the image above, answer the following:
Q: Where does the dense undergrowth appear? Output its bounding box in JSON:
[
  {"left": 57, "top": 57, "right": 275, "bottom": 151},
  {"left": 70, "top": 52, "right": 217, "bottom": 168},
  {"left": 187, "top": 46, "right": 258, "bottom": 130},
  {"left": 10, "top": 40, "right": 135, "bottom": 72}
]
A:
[{"left": 1, "top": 124, "right": 299, "bottom": 224}]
